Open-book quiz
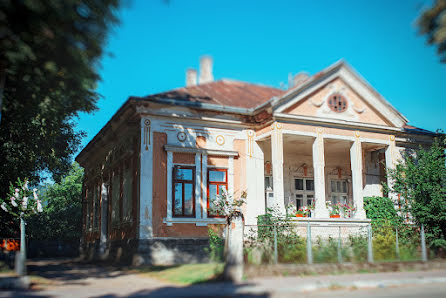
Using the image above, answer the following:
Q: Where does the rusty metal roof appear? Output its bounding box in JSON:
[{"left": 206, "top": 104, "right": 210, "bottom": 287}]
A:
[{"left": 142, "top": 79, "right": 285, "bottom": 109}]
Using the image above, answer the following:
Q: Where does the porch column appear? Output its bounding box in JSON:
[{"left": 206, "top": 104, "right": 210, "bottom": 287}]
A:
[
  {"left": 99, "top": 180, "right": 109, "bottom": 255},
  {"left": 312, "top": 130, "right": 329, "bottom": 218},
  {"left": 385, "top": 135, "right": 397, "bottom": 202},
  {"left": 271, "top": 122, "right": 286, "bottom": 214},
  {"left": 351, "top": 133, "right": 366, "bottom": 219}
]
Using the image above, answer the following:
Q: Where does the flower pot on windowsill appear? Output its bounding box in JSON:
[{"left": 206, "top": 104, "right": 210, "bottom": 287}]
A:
[
  {"left": 295, "top": 214, "right": 307, "bottom": 218},
  {"left": 330, "top": 214, "right": 341, "bottom": 218}
]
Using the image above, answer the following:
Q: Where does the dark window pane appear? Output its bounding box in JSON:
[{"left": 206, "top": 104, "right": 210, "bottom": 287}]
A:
[
  {"left": 175, "top": 168, "right": 193, "bottom": 180},
  {"left": 184, "top": 183, "right": 193, "bottom": 216},
  {"left": 209, "top": 170, "right": 226, "bottom": 182},
  {"left": 265, "top": 176, "right": 273, "bottom": 190},
  {"left": 295, "top": 179, "right": 303, "bottom": 190},
  {"left": 342, "top": 181, "right": 347, "bottom": 193},
  {"left": 337, "top": 181, "right": 341, "bottom": 192},
  {"left": 174, "top": 183, "right": 182, "bottom": 215},
  {"left": 209, "top": 184, "right": 217, "bottom": 215},
  {"left": 296, "top": 199, "right": 302, "bottom": 210},
  {"left": 306, "top": 179, "right": 314, "bottom": 191}
]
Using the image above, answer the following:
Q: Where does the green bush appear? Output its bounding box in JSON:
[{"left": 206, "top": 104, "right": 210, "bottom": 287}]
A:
[
  {"left": 348, "top": 234, "right": 368, "bottom": 262},
  {"left": 364, "top": 196, "right": 402, "bottom": 228},
  {"left": 278, "top": 235, "right": 306, "bottom": 263},
  {"left": 207, "top": 229, "right": 224, "bottom": 262},
  {"left": 372, "top": 222, "right": 397, "bottom": 261}
]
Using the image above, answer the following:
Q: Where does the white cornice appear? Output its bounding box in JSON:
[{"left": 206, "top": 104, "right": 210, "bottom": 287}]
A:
[
  {"left": 164, "top": 145, "right": 239, "bottom": 157},
  {"left": 274, "top": 112, "right": 403, "bottom": 132}
]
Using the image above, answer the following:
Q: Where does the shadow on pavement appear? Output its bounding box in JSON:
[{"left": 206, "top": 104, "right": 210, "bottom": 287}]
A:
[{"left": 94, "top": 281, "right": 269, "bottom": 297}]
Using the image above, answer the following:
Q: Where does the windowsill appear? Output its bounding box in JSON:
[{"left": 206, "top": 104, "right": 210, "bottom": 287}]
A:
[{"left": 163, "top": 217, "right": 227, "bottom": 226}]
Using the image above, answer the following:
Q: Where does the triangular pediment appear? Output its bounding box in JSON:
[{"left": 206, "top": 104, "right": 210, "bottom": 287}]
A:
[{"left": 272, "top": 61, "right": 407, "bottom": 128}]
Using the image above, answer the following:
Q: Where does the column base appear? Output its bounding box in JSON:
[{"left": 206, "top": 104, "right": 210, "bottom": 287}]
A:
[
  {"left": 354, "top": 208, "right": 367, "bottom": 219},
  {"left": 314, "top": 206, "right": 329, "bottom": 218}
]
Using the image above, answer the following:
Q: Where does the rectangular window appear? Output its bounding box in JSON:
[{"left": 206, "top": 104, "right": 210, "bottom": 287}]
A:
[
  {"left": 123, "top": 164, "right": 133, "bottom": 222},
  {"left": 207, "top": 168, "right": 228, "bottom": 217},
  {"left": 330, "top": 179, "right": 349, "bottom": 205},
  {"left": 172, "top": 166, "right": 195, "bottom": 217},
  {"left": 93, "top": 183, "right": 100, "bottom": 230},
  {"left": 86, "top": 187, "right": 91, "bottom": 231},
  {"left": 293, "top": 178, "right": 315, "bottom": 210},
  {"left": 111, "top": 170, "right": 121, "bottom": 225}
]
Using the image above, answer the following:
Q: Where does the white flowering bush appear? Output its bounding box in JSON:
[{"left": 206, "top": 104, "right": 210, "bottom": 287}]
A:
[
  {"left": 209, "top": 190, "right": 247, "bottom": 218},
  {"left": 0, "top": 178, "right": 42, "bottom": 217}
]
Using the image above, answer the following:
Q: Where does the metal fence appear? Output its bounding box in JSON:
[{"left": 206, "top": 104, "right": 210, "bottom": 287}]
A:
[{"left": 244, "top": 222, "right": 427, "bottom": 265}]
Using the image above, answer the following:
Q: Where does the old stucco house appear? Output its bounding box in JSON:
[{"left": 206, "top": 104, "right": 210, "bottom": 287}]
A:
[{"left": 76, "top": 57, "right": 435, "bottom": 264}]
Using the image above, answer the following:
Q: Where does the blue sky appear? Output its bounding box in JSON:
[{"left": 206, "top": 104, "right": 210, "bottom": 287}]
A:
[{"left": 76, "top": 0, "right": 446, "bottom": 154}]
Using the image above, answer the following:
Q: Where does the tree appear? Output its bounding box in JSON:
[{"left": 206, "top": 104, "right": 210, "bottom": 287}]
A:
[
  {"left": 418, "top": 0, "right": 446, "bottom": 63},
  {"left": 388, "top": 137, "right": 446, "bottom": 252},
  {"left": 0, "top": 1, "right": 120, "bottom": 235},
  {"left": 26, "top": 163, "right": 83, "bottom": 241}
]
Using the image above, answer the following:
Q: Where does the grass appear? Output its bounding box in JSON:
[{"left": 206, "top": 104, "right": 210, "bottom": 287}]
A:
[{"left": 135, "top": 263, "right": 224, "bottom": 285}]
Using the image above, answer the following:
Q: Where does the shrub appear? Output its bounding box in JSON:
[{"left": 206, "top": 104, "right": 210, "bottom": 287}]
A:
[
  {"left": 348, "top": 234, "right": 368, "bottom": 262},
  {"left": 364, "top": 196, "right": 402, "bottom": 228},
  {"left": 207, "top": 228, "right": 224, "bottom": 262}
]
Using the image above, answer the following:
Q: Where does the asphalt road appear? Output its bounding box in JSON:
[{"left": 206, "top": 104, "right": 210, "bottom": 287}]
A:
[{"left": 1, "top": 259, "right": 445, "bottom": 297}]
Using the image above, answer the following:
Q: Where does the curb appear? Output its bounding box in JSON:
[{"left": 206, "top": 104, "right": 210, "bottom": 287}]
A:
[{"left": 0, "top": 276, "right": 30, "bottom": 290}]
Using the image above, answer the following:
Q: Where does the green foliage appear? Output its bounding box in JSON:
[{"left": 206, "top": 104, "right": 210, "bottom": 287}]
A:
[
  {"left": 0, "top": 178, "right": 42, "bottom": 218},
  {"left": 206, "top": 229, "right": 224, "bottom": 262},
  {"left": 364, "top": 196, "right": 402, "bottom": 228},
  {"left": 417, "top": 0, "right": 446, "bottom": 63},
  {"left": 26, "top": 163, "right": 83, "bottom": 240},
  {"left": 372, "top": 222, "right": 397, "bottom": 261},
  {"left": 388, "top": 138, "right": 446, "bottom": 251},
  {"left": 348, "top": 234, "right": 368, "bottom": 262},
  {"left": 0, "top": 0, "right": 121, "bottom": 235}
]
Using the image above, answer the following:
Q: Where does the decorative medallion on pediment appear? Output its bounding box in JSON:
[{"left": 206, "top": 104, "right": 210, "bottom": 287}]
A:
[
  {"left": 216, "top": 135, "right": 225, "bottom": 146},
  {"left": 177, "top": 131, "right": 187, "bottom": 142}
]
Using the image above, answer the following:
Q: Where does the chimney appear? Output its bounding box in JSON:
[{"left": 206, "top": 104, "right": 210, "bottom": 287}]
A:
[
  {"left": 292, "top": 72, "right": 310, "bottom": 89},
  {"left": 186, "top": 68, "right": 197, "bottom": 87},
  {"left": 199, "top": 56, "right": 213, "bottom": 84}
]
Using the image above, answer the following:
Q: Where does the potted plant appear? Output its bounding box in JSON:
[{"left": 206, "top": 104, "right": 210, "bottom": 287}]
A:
[
  {"left": 296, "top": 206, "right": 309, "bottom": 217},
  {"left": 329, "top": 203, "right": 341, "bottom": 218},
  {"left": 286, "top": 203, "right": 297, "bottom": 218},
  {"left": 341, "top": 203, "right": 356, "bottom": 218}
]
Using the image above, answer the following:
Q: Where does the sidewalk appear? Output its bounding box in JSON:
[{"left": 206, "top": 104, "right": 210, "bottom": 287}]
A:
[{"left": 1, "top": 259, "right": 446, "bottom": 297}]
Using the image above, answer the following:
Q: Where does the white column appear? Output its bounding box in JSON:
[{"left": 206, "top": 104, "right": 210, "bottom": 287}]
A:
[
  {"left": 351, "top": 133, "right": 366, "bottom": 219},
  {"left": 271, "top": 123, "right": 286, "bottom": 214},
  {"left": 312, "top": 130, "right": 329, "bottom": 218},
  {"left": 201, "top": 154, "right": 208, "bottom": 219},
  {"left": 195, "top": 153, "right": 201, "bottom": 219},
  {"left": 228, "top": 156, "right": 234, "bottom": 198},
  {"left": 385, "top": 135, "right": 397, "bottom": 202},
  {"left": 100, "top": 181, "right": 109, "bottom": 254},
  {"left": 139, "top": 118, "right": 153, "bottom": 238},
  {"left": 166, "top": 151, "right": 173, "bottom": 225}
]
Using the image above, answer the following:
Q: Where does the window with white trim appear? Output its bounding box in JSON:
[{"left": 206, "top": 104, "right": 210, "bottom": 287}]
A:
[
  {"left": 330, "top": 179, "right": 348, "bottom": 205},
  {"left": 207, "top": 168, "right": 227, "bottom": 217},
  {"left": 293, "top": 177, "right": 314, "bottom": 210},
  {"left": 172, "top": 165, "right": 195, "bottom": 217}
]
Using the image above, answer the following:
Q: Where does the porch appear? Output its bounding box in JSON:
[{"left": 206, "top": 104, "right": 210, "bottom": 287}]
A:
[{"left": 255, "top": 123, "right": 396, "bottom": 220}]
